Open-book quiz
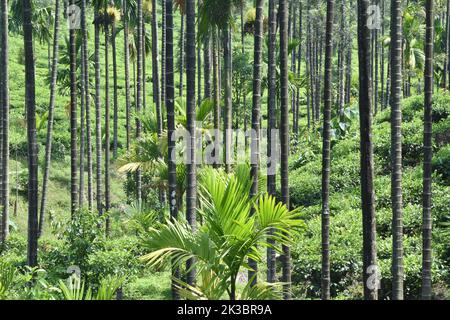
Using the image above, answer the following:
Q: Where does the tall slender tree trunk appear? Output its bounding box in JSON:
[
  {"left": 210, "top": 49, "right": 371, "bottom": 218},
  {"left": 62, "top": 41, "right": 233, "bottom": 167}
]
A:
[
  {"left": 294, "top": 3, "right": 302, "bottom": 136},
  {"left": 94, "top": 4, "right": 103, "bottom": 217},
  {"left": 161, "top": 0, "right": 167, "bottom": 114},
  {"left": 345, "top": 6, "right": 353, "bottom": 106},
  {"left": 337, "top": 0, "right": 345, "bottom": 116},
  {"left": 374, "top": 4, "right": 379, "bottom": 114},
  {"left": 197, "top": 1, "right": 202, "bottom": 105},
  {"left": 223, "top": 26, "right": 232, "bottom": 173},
  {"left": 321, "top": 0, "right": 335, "bottom": 301},
  {"left": 385, "top": 53, "right": 391, "bottom": 109},
  {"left": 79, "top": 6, "right": 86, "bottom": 209},
  {"left": 249, "top": 0, "right": 264, "bottom": 287},
  {"left": 112, "top": 17, "right": 119, "bottom": 159},
  {"left": 266, "top": 0, "right": 277, "bottom": 284},
  {"left": 179, "top": 14, "right": 185, "bottom": 98},
  {"left": 444, "top": 0, "right": 450, "bottom": 90},
  {"left": 0, "top": 4, "right": 4, "bottom": 247},
  {"left": 203, "top": 33, "right": 211, "bottom": 99},
  {"left": 380, "top": 0, "right": 385, "bottom": 109},
  {"left": 315, "top": 33, "right": 323, "bottom": 122},
  {"left": 241, "top": 3, "right": 248, "bottom": 150},
  {"left": 166, "top": 0, "right": 180, "bottom": 300},
  {"left": 142, "top": 21, "right": 147, "bottom": 111},
  {"left": 39, "top": 0, "right": 60, "bottom": 236},
  {"left": 306, "top": 0, "right": 314, "bottom": 128},
  {"left": 152, "top": 0, "right": 163, "bottom": 135},
  {"left": 104, "top": 6, "right": 111, "bottom": 236},
  {"left": 390, "top": 0, "right": 404, "bottom": 300},
  {"left": 291, "top": 2, "right": 297, "bottom": 127},
  {"left": 69, "top": 2, "right": 78, "bottom": 217},
  {"left": 212, "top": 32, "right": 220, "bottom": 168},
  {"left": 357, "top": 0, "right": 378, "bottom": 300},
  {"left": 0, "top": 0, "right": 10, "bottom": 243},
  {"left": 123, "top": 0, "right": 131, "bottom": 150},
  {"left": 448, "top": 1, "right": 450, "bottom": 90},
  {"left": 185, "top": 0, "right": 197, "bottom": 287},
  {"left": 422, "top": 0, "right": 434, "bottom": 300},
  {"left": 280, "top": 0, "right": 291, "bottom": 300},
  {"left": 83, "top": 0, "right": 93, "bottom": 210},
  {"left": 23, "top": 0, "right": 38, "bottom": 266},
  {"left": 136, "top": 0, "right": 144, "bottom": 203}
]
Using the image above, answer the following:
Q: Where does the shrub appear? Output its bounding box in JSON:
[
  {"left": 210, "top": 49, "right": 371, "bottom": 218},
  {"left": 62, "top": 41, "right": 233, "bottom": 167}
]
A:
[
  {"left": 433, "top": 119, "right": 450, "bottom": 147},
  {"left": 292, "top": 209, "right": 448, "bottom": 300},
  {"left": 376, "top": 204, "right": 423, "bottom": 238},
  {"left": 402, "top": 118, "right": 425, "bottom": 167},
  {"left": 375, "top": 166, "right": 426, "bottom": 209},
  {"left": 85, "top": 245, "right": 141, "bottom": 288},
  {"left": 431, "top": 93, "right": 450, "bottom": 121},
  {"left": 289, "top": 163, "right": 322, "bottom": 208},
  {"left": 433, "top": 145, "right": 450, "bottom": 183},
  {"left": 330, "top": 152, "right": 361, "bottom": 192},
  {"left": 50, "top": 131, "right": 70, "bottom": 161},
  {"left": 292, "top": 209, "right": 363, "bottom": 299},
  {"left": 54, "top": 210, "right": 106, "bottom": 272}
]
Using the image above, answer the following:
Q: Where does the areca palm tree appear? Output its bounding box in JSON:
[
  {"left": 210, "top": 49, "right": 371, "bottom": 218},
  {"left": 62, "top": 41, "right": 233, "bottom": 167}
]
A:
[
  {"left": 199, "top": 0, "right": 241, "bottom": 172},
  {"left": 9, "top": 0, "right": 53, "bottom": 47},
  {"left": 136, "top": 0, "right": 144, "bottom": 204},
  {"left": 357, "top": 0, "right": 377, "bottom": 300},
  {"left": 104, "top": 3, "right": 112, "bottom": 235},
  {"left": 223, "top": 25, "right": 232, "bottom": 173},
  {"left": 178, "top": 9, "right": 185, "bottom": 98},
  {"left": 82, "top": 0, "right": 93, "bottom": 210},
  {"left": 212, "top": 31, "right": 220, "bottom": 168},
  {"left": 151, "top": 0, "right": 162, "bottom": 135},
  {"left": 321, "top": 0, "right": 335, "bottom": 301},
  {"left": 165, "top": 0, "right": 180, "bottom": 300},
  {"left": 249, "top": 0, "right": 264, "bottom": 287},
  {"left": 141, "top": 166, "right": 303, "bottom": 300},
  {"left": 390, "top": 0, "right": 404, "bottom": 300},
  {"left": 0, "top": 4, "right": 3, "bottom": 246},
  {"left": 279, "top": 0, "right": 291, "bottom": 300},
  {"left": 443, "top": 0, "right": 450, "bottom": 89},
  {"left": 79, "top": 1, "right": 87, "bottom": 208},
  {"left": 197, "top": 0, "right": 202, "bottom": 106},
  {"left": 0, "top": 0, "right": 10, "bottom": 244},
  {"left": 402, "top": 5, "right": 426, "bottom": 97},
  {"left": 161, "top": 0, "right": 167, "bottom": 113},
  {"left": 422, "top": 0, "right": 434, "bottom": 301},
  {"left": 69, "top": 0, "right": 78, "bottom": 217},
  {"left": 123, "top": 0, "right": 131, "bottom": 150},
  {"left": 185, "top": 0, "right": 197, "bottom": 287},
  {"left": 39, "top": 0, "right": 61, "bottom": 237},
  {"left": 111, "top": 4, "right": 120, "bottom": 159},
  {"left": 202, "top": 5, "right": 211, "bottom": 100},
  {"left": 119, "top": 112, "right": 210, "bottom": 209},
  {"left": 94, "top": 0, "right": 103, "bottom": 217},
  {"left": 266, "top": 0, "right": 277, "bottom": 284},
  {"left": 23, "top": 0, "right": 38, "bottom": 267}
]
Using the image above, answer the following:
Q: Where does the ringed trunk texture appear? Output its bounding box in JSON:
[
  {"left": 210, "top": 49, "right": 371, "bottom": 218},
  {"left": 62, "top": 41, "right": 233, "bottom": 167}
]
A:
[
  {"left": 1, "top": 0, "right": 10, "bottom": 243},
  {"left": 390, "top": 0, "right": 404, "bottom": 300},
  {"left": 357, "top": 0, "right": 378, "bottom": 300},
  {"left": 422, "top": 0, "right": 434, "bottom": 300},
  {"left": 165, "top": 0, "right": 180, "bottom": 300},
  {"left": 185, "top": 0, "right": 197, "bottom": 287},
  {"left": 249, "top": 0, "right": 264, "bottom": 286},
  {"left": 321, "top": 0, "right": 335, "bottom": 300},
  {"left": 279, "top": 0, "right": 291, "bottom": 300},
  {"left": 23, "top": 0, "right": 39, "bottom": 267},
  {"left": 266, "top": 0, "right": 277, "bottom": 284}
]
